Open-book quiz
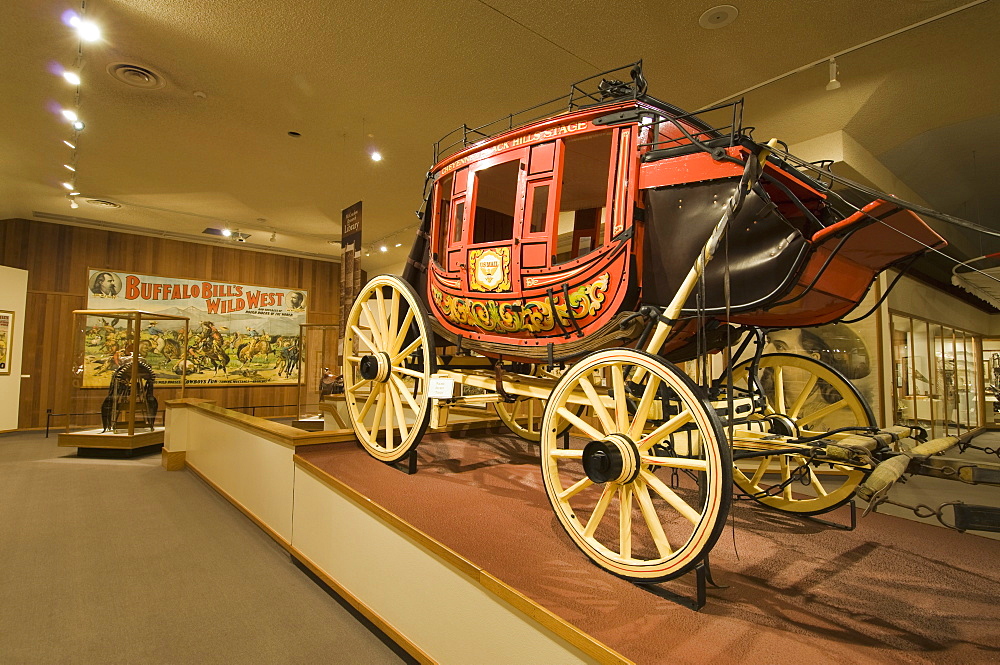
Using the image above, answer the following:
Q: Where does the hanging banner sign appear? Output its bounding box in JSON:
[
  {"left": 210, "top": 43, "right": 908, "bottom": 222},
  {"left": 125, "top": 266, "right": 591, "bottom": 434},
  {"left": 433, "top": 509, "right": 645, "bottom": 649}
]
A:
[
  {"left": 84, "top": 269, "right": 307, "bottom": 387},
  {"left": 339, "top": 201, "right": 362, "bottom": 349}
]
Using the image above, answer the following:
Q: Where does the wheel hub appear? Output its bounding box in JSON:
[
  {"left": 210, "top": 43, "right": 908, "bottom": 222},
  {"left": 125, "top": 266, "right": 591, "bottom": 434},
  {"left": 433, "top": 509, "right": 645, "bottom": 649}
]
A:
[
  {"left": 358, "top": 352, "right": 391, "bottom": 382},
  {"left": 582, "top": 434, "right": 641, "bottom": 484}
]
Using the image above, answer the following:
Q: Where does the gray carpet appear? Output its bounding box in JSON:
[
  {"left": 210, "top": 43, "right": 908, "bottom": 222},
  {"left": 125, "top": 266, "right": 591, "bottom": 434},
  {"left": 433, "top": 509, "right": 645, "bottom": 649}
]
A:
[{"left": 0, "top": 430, "right": 409, "bottom": 665}]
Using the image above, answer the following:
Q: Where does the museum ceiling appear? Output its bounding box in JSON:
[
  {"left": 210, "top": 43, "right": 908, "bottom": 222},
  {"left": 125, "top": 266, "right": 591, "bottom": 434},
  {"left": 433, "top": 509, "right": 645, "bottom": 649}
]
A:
[{"left": 1, "top": 0, "right": 997, "bottom": 272}]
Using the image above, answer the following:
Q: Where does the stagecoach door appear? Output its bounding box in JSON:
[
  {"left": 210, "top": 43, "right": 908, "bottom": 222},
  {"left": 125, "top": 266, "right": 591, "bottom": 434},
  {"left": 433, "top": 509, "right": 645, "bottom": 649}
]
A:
[{"left": 458, "top": 148, "right": 529, "bottom": 298}]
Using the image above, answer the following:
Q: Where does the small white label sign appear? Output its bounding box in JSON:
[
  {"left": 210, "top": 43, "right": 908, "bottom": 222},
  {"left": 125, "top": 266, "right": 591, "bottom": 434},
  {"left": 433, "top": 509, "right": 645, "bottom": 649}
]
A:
[{"left": 428, "top": 376, "right": 456, "bottom": 399}]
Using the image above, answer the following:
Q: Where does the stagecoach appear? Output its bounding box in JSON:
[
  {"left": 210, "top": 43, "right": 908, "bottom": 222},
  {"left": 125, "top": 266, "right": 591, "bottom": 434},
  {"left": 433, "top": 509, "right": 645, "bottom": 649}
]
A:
[{"left": 340, "top": 63, "right": 977, "bottom": 584}]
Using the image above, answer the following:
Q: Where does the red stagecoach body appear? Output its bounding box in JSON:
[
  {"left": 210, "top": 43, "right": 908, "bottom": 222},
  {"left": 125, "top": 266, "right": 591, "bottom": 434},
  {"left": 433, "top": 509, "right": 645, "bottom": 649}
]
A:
[{"left": 404, "top": 76, "right": 944, "bottom": 362}]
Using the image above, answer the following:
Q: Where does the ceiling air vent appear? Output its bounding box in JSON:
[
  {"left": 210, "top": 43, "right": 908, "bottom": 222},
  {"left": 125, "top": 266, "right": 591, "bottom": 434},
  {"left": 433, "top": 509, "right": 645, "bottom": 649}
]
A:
[
  {"left": 84, "top": 199, "right": 122, "bottom": 209},
  {"left": 107, "top": 63, "right": 166, "bottom": 90}
]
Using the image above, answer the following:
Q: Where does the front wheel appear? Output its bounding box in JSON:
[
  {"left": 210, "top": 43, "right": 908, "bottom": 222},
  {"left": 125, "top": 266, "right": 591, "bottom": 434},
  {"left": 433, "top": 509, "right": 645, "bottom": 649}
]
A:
[
  {"left": 729, "top": 353, "right": 875, "bottom": 515},
  {"left": 343, "top": 275, "right": 435, "bottom": 462},
  {"left": 540, "top": 349, "right": 732, "bottom": 583}
]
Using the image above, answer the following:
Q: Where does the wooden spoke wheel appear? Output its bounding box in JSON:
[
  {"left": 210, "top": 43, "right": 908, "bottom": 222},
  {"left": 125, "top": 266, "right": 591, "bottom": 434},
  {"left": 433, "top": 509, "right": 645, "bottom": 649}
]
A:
[
  {"left": 540, "top": 349, "right": 731, "bottom": 583},
  {"left": 729, "top": 352, "right": 875, "bottom": 515},
  {"left": 343, "top": 275, "right": 435, "bottom": 462},
  {"left": 495, "top": 366, "right": 577, "bottom": 442}
]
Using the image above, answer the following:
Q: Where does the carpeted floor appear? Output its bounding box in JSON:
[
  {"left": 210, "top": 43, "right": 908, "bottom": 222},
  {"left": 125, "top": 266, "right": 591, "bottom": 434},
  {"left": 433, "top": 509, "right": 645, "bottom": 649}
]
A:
[
  {"left": 298, "top": 431, "right": 1000, "bottom": 665},
  {"left": 0, "top": 430, "right": 410, "bottom": 665}
]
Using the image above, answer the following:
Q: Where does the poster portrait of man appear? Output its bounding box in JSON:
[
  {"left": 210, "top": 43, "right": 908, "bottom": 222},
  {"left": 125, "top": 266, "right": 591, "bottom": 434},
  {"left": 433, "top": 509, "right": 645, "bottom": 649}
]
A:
[
  {"left": 287, "top": 291, "right": 306, "bottom": 312},
  {"left": 89, "top": 271, "right": 122, "bottom": 298}
]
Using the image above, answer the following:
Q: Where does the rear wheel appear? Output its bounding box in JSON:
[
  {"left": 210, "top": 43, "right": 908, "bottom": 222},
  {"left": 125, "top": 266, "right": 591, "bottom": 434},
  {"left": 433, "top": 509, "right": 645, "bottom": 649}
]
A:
[
  {"left": 540, "top": 349, "right": 731, "bottom": 583},
  {"left": 343, "top": 275, "right": 435, "bottom": 462}
]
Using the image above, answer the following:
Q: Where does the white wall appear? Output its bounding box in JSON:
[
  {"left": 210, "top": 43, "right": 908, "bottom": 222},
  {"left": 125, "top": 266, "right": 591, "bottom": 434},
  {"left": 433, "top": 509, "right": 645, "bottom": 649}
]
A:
[{"left": 0, "top": 266, "right": 27, "bottom": 431}]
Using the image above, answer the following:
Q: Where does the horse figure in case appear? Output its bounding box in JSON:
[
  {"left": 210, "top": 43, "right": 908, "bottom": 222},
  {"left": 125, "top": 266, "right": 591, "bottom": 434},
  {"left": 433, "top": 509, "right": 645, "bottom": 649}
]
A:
[{"left": 341, "top": 62, "right": 989, "bottom": 585}]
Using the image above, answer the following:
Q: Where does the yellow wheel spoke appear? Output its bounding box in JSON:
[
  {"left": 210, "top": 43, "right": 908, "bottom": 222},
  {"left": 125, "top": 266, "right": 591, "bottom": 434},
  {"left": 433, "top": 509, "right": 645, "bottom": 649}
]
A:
[
  {"left": 392, "top": 364, "right": 425, "bottom": 379},
  {"left": 578, "top": 376, "right": 615, "bottom": 434},
  {"left": 584, "top": 484, "right": 615, "bottom": 538},
  {"left": 773, "top": 366, "right": 786, "bottom": 413},
  {"left": 390, "top": 309, "right": 415, "bottom": 355},
  {"left": 350, "top": 326, "right": 377, "bottom": 353},
  {"left": 361, "top": 303, "right": 384, "bottom": 349},
  {"left": 638, "top": 409, "right": 692, "bottom": 452},
  {"left": 619, "top": 484, "right": 633, "bottom": 559},
  {"left": 641, "top": 470, "right": 701, "bottom": 525},
  {"left": 639, "top": 455, "right": 708, "bottom": 472},
  {"left": 374, "top": 288, "right": 390, "bottom": 344},
  {"left": 780, "top": 455, "right": 792, "bottom": 502},
  {"left": 749, "top": 455, "right": 772, "bottom": 488},
  {"left": 635, "top": 478, "right": 672, "bottom": 558},
  {"left": 629, "top": 375, "right": 662, "bottom": 440},
  {"left": 357, "top": 384, "right": 380, "bottom": 421},
  {"left": 388, "top": 381, "right": 409, "bottom": 443},
  {"left": 393, "top": 337, "right": 423, "bottom": 364},
  {"left": 366, "top": 390, "right": 386, "bottom": 445},
  {"left": 390, "top": 374, "right": 420, "bottom": 413},
  {"left": 798, "top": 399, "right": 848, "bottom": 426},
  {"left": 387, "top": 291, "right": 400, "bottom": 351},
  {"left": 611, "top": 364, "right": 628, "bottom": 432},
  {"left": 558, "top": 407, "right": 604, "bottom": 441},
  {"left": 558, "top": 476, "right": 593, "bottom": 501},
  {"left": 787, "top": 374, "right": 818, "bottom": 420},
  {"left": 548, "top": 448, "right": 584, "bottom": 460}
]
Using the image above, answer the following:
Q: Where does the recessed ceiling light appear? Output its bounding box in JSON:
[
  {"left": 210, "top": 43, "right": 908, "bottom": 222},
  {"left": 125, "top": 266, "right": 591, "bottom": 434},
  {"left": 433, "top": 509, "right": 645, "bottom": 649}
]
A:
[
  {"left": 371, "top": 151, "right": 383, "bottom": 162},
  {"left": 699, "top": 5, "right": 739, "bottom": 29},
  {"left": 221, "top": 228, "right": 232, "bottom": 237},
  {"left": 63, "top": 140, "right": 76, "bottom": 149},
  {"left": 84, "top": 199, "right": 122, "bottom": 209},
  {"left": 72, "top": 120, "right": 85, "bottom": 131},
  {"left": 61, "top": 182, "right": 74, "bottom": 190},
  {"left": 61, "top": 109, "right": 78, "bottom": 122},
  {"left": 63, "top": 164, "right": 75, "bottom": 172},
  {"left": 63, "top": 71, "right": 81, "bottom": 86}
]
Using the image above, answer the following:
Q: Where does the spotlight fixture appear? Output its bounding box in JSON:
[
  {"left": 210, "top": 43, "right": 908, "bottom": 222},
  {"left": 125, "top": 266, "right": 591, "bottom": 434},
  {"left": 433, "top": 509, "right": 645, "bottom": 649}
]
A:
[
  {"left": 395, "top": 243, "right": 402, "bottom": 248},
  {"left": 370, "top": 151, "right": 383, "bottom": 162},
  {"left": 61, "top": 109, "right": 78, "bottom": 122},
  {"left": 380, "top": 245, "right": 387, "bottom": 252},
  {"left": 63, "top": 140, "right": 76, "bottom": 149},
  {"left": 63, "top": 71, "right": 81, "bottom": 86},
  {"left": 69, "top": 199, "right": 79, "bottom": 209},
  {"left": 72, "top": 120, "right": 85, "bottom": 131},
  {"left": 61, "top": 182, "right": 74, "bottom": 190},
  {"left": 826, "top": 58, "right": 841, "bottom": 91},
  {"left": 68, "top": 15, "right": 101, "bottom": 42},
  {"left": 270, "top": 232, "right": 277, "bottom": 243},
  {"left": 221, "top": 228, "right": 232, "bottom": 237}
]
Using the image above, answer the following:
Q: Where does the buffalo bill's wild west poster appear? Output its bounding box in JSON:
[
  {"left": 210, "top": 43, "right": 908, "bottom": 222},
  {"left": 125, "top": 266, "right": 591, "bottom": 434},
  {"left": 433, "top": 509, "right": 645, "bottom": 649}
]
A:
[
  {"left": 0, "top": 310, "right": 13, "bottom": 375},
  {"left": 84, "top": 269, "right": 307, "bottom": 387}
]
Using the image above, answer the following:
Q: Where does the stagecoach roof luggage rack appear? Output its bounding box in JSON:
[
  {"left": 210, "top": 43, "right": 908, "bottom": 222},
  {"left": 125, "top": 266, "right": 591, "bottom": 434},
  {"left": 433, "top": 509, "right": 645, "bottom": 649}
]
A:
[{"left": 434, "top": 61, "right": 658, "bottom": 163}]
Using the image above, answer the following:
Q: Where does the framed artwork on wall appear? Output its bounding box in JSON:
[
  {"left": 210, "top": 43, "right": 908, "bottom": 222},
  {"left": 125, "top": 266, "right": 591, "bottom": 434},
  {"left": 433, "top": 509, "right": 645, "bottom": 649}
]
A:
[{"left": 0, "top": 310, "right": 13, "bottom": 375}]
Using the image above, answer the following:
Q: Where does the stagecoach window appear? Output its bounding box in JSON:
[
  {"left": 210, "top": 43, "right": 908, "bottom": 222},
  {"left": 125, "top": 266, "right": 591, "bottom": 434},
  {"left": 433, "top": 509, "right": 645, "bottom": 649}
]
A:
[
  {"left": 554, "top": 130, "right": 612, "bottom": 263},
  {"left": 453, "top": 201, "right": 465, "bottom": 243},
  {"left": 472, "top": 159, "right": 519, "bottom": 244},
  {"left": 528, "top": 184, "right": 549, "bottom": 234},
  {"left": 433, "top": 172, "right": 454, "bottom": 262}
]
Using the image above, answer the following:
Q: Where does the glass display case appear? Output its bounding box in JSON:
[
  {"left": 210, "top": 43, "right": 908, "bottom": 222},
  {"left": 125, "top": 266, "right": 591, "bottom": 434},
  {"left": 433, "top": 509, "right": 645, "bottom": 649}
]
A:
[
  {"left": 891, "top": 312, "right": 981, "bottom": 438},
  {"left": 59, "top": 309, "right": 189, "bottom": 456},
  {"left": 295, "top": 323, "right": 347, "bottom": 430}
]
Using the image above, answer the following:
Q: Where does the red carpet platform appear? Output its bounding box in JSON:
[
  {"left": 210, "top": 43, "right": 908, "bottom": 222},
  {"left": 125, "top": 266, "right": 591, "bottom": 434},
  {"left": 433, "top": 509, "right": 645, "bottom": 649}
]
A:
[{"left": 296, "top": 430, "right": 1000, "bottom": 665}]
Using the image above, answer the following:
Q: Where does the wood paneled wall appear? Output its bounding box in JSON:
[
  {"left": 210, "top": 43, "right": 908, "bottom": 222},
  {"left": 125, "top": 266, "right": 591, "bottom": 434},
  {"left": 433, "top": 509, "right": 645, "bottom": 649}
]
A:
[{"left": 0, "top": 218, "right": 340, "bottom": 429}]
